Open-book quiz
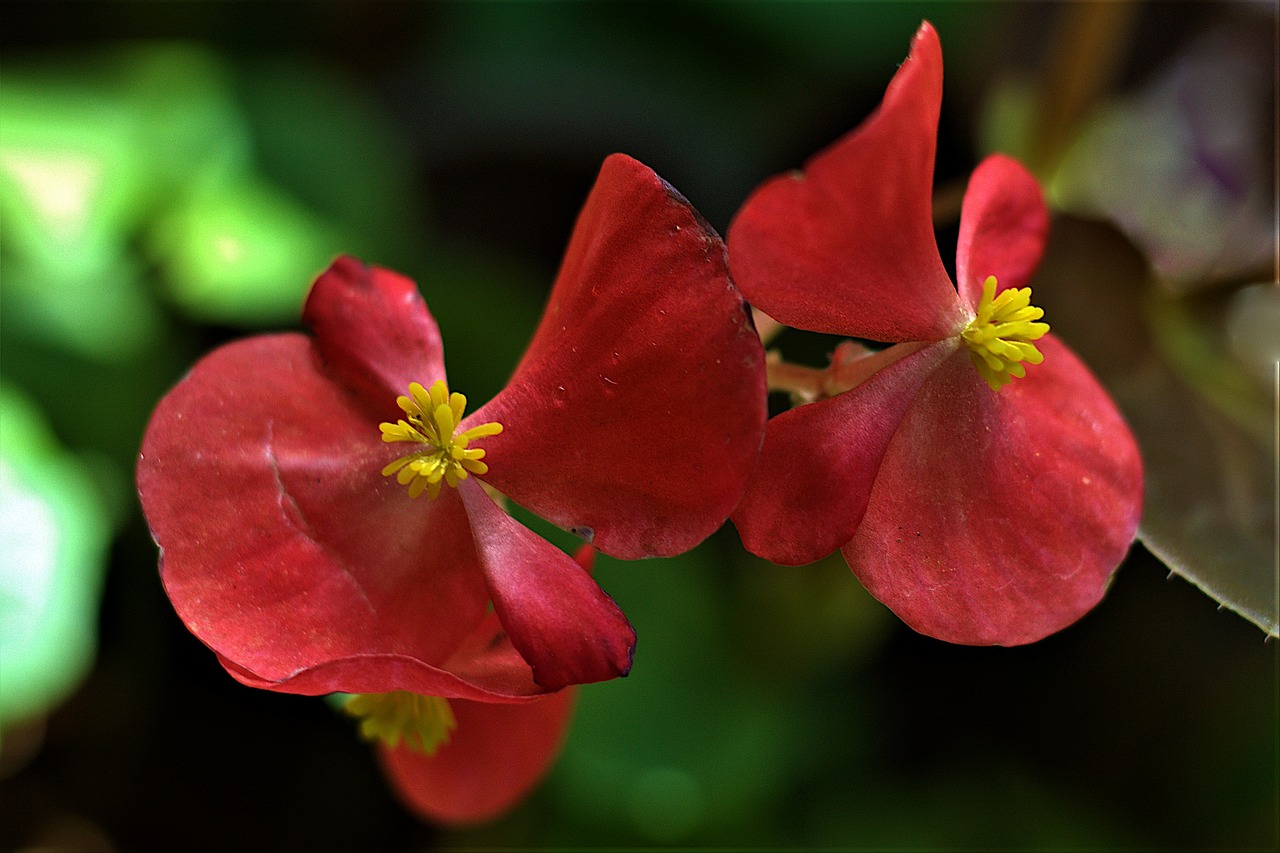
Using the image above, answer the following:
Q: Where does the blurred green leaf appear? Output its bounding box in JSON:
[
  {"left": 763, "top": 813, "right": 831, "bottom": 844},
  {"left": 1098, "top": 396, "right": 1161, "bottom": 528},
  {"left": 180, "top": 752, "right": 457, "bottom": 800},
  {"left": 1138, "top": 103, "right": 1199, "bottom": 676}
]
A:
[
  {"left": 1127, "top": 371, "right": 1275, "bottom": 637},
  {"left": 1130, "top": 288, "right": 1276, "bottom": 637},
  {"left": 0, "top": 77, "right": 149, "bottom": 270},
  {"left": 802, "top": 764, "right": 1135, "bottom": 849},
  {"left": 149, "top": 175, "right": 348, "bottom": 325},
  {"left": 983, "top": 19, "right": 1273, "bottom": 292},
  {"left": 0, "top": 73, "right": 162, "bottom": 358},
  {"left": 405, "top": 246, "right": 547, "bottom": 404},
  {"left": 1225, "top": 283, "right": 1280, "bottom": 389},
  {"left": 1147, "top": 286, "right": 1272, "bottom": 446},
  {"left": 731, "top": 550, "right": 895, "bottom": 682},
  {"left": 0, "top": 253, "right": 164, "bottom": 362},
  {"left": 236, "top": 58, "right": 420, "bottom": 256},
  {"left": 541, "top": 547, "right": 807, "bottom": 847},
  {"left": 417, "top": 3, "right": 817, "bottom": 227},
  {"left": 717, "top": 1, "right": 981, "bottom": 78},
  {"left": 112, "top": 44, "right": 252, "bottom": 201},
  {"left": 0, "top": 43, "right": 252, "bottom": 357},
  {"left": 0, "top": 385, "right": 114, "bottom": 734},
  {"left": 1031, "top": 216, "right": 1277, "bottom": 637}
]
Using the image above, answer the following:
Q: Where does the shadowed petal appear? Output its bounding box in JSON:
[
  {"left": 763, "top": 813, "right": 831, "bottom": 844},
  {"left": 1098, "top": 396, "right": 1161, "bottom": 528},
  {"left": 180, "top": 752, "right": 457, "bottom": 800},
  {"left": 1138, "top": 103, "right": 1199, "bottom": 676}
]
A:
[
  {"left": 302, "top": 255, "right": 448, "bottom": 419},
  {"left": 475, "top": 153, "right": 767, "bottom": 560},
  {"left": 378, "top": 689, "right": 576, "bottom": 825},
  {"left": 217, "top": 608, "right": 551, "bottom": 701},
  {"left": 458, "top": 479, "right": 635, "bottom": 689},
  {"left": 842, "top": 337, "right": 1143, "bottom": 644},
  {"left": 727, "top": 22, "right": 966, "bottom": 343},
  {"left": 138, "top": 334, "right": 496, "bottom": 697},
  {"left": 955, "top": 155, "right": 1051, "bottom": 309},
  {"left": 732, "top": 340, "right": 956, "bottom": 565}
]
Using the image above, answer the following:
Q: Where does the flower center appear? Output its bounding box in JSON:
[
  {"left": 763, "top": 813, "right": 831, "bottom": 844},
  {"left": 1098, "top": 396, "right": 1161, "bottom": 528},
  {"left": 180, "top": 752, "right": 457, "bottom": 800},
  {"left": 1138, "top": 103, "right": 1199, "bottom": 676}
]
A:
[
  {"left": 960, "top": 275, "right": 1050, "bottom": 391},
  {"left": 379, "top": 379, "right": 503, "bottom": 499},
  {"left": 342, "top": 692, "right": 456, "bottom": 755}
]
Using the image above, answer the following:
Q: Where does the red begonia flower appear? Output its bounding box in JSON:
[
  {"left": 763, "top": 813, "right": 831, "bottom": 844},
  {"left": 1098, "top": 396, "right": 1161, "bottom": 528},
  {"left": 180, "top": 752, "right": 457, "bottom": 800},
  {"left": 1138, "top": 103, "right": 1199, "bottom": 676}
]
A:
[
  {"left": 362, "top": 544, "right": 592, "bottom": 826},
  {"left": 138, "top": 153, "right": 767, "bottom": 693},
  {"left": 378, "top": 688, "right": 576, "bottom": 825},
  {"left": 728, "top": 22, "right": 1143, "bottom": 645}
]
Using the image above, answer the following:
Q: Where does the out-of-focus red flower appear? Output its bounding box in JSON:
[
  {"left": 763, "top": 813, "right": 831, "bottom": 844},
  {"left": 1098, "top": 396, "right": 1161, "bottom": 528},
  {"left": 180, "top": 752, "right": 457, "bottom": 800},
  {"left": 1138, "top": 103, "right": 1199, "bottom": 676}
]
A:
[
  {"left": 729, "top": 23, "right": 1143, "bottom": 645},
  {"left": 377, "top": 688, "right": 577, "bottom": 825},
  {"left": 366, "top": 544, "right": 596, "bottom": 826},
  {"left": 137, "top": 153, "right": 767, "bottom": 695}
]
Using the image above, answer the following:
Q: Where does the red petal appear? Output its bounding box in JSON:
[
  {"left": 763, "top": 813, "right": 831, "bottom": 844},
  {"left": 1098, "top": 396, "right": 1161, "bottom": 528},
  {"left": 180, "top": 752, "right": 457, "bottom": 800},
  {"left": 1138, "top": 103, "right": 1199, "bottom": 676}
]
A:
[
  {"left": 458, "top": 479, "right": 636, "bottom": 689},
  {"left": 955, "top": 155, "right": 1050, "bottom": 309},
  {"left": 842, "top": 337, "right": 1143, "bottom": 644},
  {"left": 138, "top": 334, "right": 527, "bottom": 698},
  {"left": 219, "top": 610, "right": 551, "bottom": 701},
  {"left": 302, "top": 255, "right": 447, "bottom": 418},
  {"left": 731, "top": 341, "right": 956, "bottom": 565},
  {"left": 377, "top": 689, "right": 576, "bottom": 826},
  {"left": 726, "top": 22, "right": 966, "bottom": 343},
  {"left": 473, "top": 153, "right": 767, "bottom": 559}
]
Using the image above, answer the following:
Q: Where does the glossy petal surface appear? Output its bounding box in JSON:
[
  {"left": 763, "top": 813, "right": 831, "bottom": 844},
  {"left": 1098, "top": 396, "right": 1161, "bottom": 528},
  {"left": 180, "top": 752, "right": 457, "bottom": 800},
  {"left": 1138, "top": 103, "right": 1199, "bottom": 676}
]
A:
[
  {"left": 378, "top": 689, "right": 576, "bottom": 825},
  {"left": 138, "top": 334, "right": 511, "bottom": 697},
  {"left": 842, "top": 338, "right": 1143, "bottom": 644},
  {"left": 477, "top": 153, "right": 767, "bottom": 559},
  {"left": 955, "top": 155, "right": 1051, "bottom": 308},
  {"left": 459, "top": 479, "right": 635, "bottom": 689},
  {"left": 727, "top": 23, "right": 965, "bottom": 342},
  {"left": 301, "top": 255, "right": 447, "bottom": 419},
  {"left": 732, "top": 340, "right": 955, "bottom": 565}
]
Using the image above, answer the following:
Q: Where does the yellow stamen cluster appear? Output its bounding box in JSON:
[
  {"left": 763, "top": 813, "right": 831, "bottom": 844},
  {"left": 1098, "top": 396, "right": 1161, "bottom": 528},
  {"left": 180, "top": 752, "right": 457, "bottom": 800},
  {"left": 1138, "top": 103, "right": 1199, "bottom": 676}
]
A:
[
  {"left": 961, "top": 275, "right": 1050, "bottom": 391},
  {"left": 342, "top": 692, "right": 456, "bottom": 755},
  {"left": 379, "top": 380, "right": 503, "bottom": 499}
]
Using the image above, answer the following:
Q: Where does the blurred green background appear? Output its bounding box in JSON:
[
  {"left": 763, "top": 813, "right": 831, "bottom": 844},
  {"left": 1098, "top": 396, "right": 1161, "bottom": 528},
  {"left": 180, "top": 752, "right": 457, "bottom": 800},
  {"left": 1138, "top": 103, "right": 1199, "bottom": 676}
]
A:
[{"left": 1, "top": 2, "right": 1275, "bottom": 850}]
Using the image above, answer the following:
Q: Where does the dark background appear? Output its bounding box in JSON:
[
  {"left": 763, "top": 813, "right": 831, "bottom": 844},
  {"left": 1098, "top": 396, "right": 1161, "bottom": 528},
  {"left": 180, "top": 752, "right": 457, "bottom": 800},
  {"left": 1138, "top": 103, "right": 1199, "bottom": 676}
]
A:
[{"left": 1, "top": 3, "right": 1275, "bottom": 850}]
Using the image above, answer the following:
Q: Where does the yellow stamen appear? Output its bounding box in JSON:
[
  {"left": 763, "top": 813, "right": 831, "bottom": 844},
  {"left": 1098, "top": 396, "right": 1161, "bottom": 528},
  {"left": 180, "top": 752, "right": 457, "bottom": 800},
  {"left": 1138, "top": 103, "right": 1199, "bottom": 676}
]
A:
[
  {"left": 379, "top": 379, "right": 503, "bottom": 498},
  {"left": 961, "top": 276, "right": 1050, "bottom": 391},
  {"left": 342, "top": 692, "right": 456, "bottom": 755}
]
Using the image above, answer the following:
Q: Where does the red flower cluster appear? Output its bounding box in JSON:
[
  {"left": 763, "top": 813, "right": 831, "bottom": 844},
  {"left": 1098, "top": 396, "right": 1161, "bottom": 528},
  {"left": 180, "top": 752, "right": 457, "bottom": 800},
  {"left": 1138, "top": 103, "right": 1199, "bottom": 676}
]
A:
[
  {"left": 137, "top": 21, "right": 1144, "bottom": 828},
  {"left": 729, "top": 23, "right": 1143, "bottom": 645},
  {"left": 138, "top": 154, "right": 767, "bottom": 822}
]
